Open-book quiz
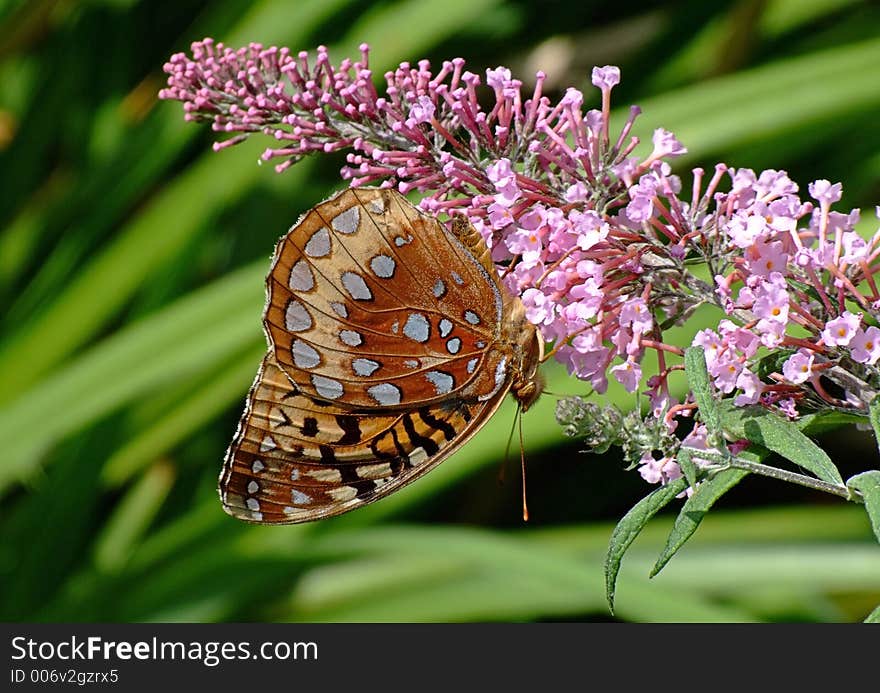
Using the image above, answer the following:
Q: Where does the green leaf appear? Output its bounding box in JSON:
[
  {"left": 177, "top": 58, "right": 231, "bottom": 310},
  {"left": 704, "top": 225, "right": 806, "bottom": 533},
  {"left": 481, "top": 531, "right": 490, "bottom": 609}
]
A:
[
  {"left": 870, "top": 397, "right": 880, "bottom": 456},
  {"left": 846, "top": 471, "right": 880, "bottom": 544},
  {"left": 796, "top": 410, "right": 865, "bottom": 436},
  {"left": 0, "top": 263, "right": 265, "bottom": 493},
  {"left": 865, "top": 605, "right": 880, "bottom": 624},
  {"left": 677, "top": 447, "right": 698, "bottom": 489},
  {"left": 685, "top": 346, "right": 721, "bottom": 438},
  {"left": 629, "top": 36, "right": 880, "bottom": 164},
  {"left": 605, "top": 478, "right": 688, "bottom": 612},
  {"left": 651, "top": 468, "right": 749, "bottom": 578},
  {"left": 719, "top": 405, "right": 844, "bottom": 486}
]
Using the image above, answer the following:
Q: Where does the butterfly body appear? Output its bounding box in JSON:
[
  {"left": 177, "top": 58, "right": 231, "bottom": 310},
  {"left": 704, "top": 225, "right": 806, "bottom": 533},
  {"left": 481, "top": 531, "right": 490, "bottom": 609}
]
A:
[{"left": 220, "top": 188, "right": 542, "bottom": 523}]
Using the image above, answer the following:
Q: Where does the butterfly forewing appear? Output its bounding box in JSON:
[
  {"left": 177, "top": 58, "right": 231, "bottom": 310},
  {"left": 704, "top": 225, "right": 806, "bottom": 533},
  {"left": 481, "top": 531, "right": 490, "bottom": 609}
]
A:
[
  {"left": 220, "top": 352, "right": 510, "bottom": 523},
  {"left": 264, "top": 188, "right": 508, "bottom": 408}
]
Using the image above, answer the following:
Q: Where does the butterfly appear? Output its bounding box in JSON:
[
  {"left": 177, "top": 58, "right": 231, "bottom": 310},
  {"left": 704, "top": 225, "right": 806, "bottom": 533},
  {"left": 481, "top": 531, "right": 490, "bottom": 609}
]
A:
[{"left": 219, "top": 187, "right": 544, "bottom": 523}]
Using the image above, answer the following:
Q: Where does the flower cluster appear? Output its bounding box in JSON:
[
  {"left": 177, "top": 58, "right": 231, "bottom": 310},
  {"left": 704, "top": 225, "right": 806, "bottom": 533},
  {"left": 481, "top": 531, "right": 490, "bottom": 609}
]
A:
[{"left": 161, "top": 40, "right": 880, "bottom": 493}]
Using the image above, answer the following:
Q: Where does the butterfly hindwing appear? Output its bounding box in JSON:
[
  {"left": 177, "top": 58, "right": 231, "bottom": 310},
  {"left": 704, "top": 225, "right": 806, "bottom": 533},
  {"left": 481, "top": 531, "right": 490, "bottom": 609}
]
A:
[{"left": 220, "top": 352, "right": 510, "bottom": 523}]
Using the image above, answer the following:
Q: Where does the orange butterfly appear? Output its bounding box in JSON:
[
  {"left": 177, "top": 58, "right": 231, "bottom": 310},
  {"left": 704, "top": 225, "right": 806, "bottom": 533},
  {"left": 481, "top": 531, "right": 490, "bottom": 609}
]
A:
[{"left": 220, "top": 188, "right": 543, "bottom": 523}]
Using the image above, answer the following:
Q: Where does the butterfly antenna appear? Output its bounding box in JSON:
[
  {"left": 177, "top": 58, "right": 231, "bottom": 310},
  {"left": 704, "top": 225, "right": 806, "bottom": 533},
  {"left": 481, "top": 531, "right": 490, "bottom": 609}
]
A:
[
  {"left": 499, "top": 408, "right": 519, "bottom": 485},
  {"left": 519, "top": 405, "right": 529, "bottom": 522}
]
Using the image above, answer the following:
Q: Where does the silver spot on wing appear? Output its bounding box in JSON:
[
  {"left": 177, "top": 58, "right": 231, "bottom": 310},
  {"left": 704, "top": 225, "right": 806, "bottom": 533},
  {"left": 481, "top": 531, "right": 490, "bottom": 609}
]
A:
[
  {"left": 291, "top": 339, "right": 321, "bottom": 368},
  {"left": 311, "top": 375, "right": 344, "bottom": 400},
  {"left": 339, "top": 329, "right": 363, "bottom": 347},
  {"left": 367, "top": 382, "right": 402, "bottom": 406},
  {"left": 332, "top": 206, "right": 360, "bottom": 234},
  {"left": 352, "top": 358, "right": 380, "bottom": 376},
  {"left": 425, "top": 370, "right": 454, "bottom": 395},
  {"left": 304, "top": 227, "right": 331, "bottom": 257},
  {"left": 285, "top": 299, "right": 312, "bottom": 331},
  {"left": 370, "top": 254, "right": 396, "bottom": 278},
  {"left": 289, "top": 259, "right": 315, "bottom": 291},
  {"left": 341, "top": 271, "right": 372, "bottom": 300},
  {"left": 403, "top": 313, "right": 430, "bottom": 343}
]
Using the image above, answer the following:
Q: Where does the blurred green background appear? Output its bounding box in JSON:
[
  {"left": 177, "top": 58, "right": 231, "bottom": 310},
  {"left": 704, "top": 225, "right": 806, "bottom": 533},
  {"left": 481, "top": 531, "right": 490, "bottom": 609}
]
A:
[{"left": 2, "top": 0, "right": 880, "bottom": 623}]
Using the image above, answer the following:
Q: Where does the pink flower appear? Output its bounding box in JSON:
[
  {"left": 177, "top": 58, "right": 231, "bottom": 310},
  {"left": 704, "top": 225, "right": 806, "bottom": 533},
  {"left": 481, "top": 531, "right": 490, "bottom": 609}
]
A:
[
  {"left": 745, "top": 238, "right": 790, "bottom": 278},
  {"left": 708, "top": 351, "right": 742, "bottom": 394},
  {"left": 407, "top": 95, "right": 435, "bottom": 125},
  {"left": 488, "top": 202, "right": 515, "bottom": 230},
  {"left": 591, "top": 65, "right": 620, "bottom": 90},
  {"left": 808, "top": 179, "right": 842, "bottom": 205},
  {"left": 568, "top": 209, "right": 609, "bottom": 250},
  {"left": 693, "top": 329, "right": 723, "bottom": 367},
  {"left": 850, "top": 326, "right": 880, "bottom": 364},
  {"left": 611, "top": 358, "right": 642, "bottom": 392},
  {"left": 486, "top": 66, "right": 512, "bottom": 90},
  {"left": 521, "top": 288, "right": 554, "bottom": 326},
  {"left": 638, "top": 452, "right": 683, "bottom": 485},
  {"left": 649, "top": 128, "right": 686, "bottom": 160},
  {"left": 486, "top": 158, "right": 520, "bottom": 204},
  {"left": 619, "top": 297, "right": 653, "bottom": 335},
  {"left": 822, "top": 311, "right": 860, "bottom": 347},
  {"left": 753, "top": 275, "right": 790, "bottom": 325},
  {"left": 734, "top": 368, "right": 763, "bottom": 406},
  {"left": 782, "top": 349, "right": 815, "bottom": 384},
  {"left": 726, "top": 213, "right": 769, "bottom": 248},
  {"left": 778, "top": 398, "right": 799, "bottom": 419},
  {"left": 504, "top": 227, "right": 543, "bottom": 266}
]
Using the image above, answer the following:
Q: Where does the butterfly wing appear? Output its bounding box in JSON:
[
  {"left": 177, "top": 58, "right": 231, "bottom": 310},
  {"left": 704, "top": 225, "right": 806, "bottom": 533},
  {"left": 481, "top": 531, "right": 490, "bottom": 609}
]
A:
[
  {"left": 219, "top": 352, "right": 511, "bottom": 523},
  {"left": 263, "top": 187, "right": 512, "bottom": 408}
]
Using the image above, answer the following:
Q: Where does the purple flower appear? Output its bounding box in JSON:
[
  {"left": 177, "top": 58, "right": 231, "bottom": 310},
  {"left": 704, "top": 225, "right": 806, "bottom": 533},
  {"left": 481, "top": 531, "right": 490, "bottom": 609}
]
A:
[
  {"left": 849, "top": 326, "right": 880, "bottom": 364},
  {"left": 407, "top": 95, "right": 435, "bottom": 125},
  {"left": 734, "top": 368, "right": 763, "bottom": 406},
  {"left": 638, "top": 453, "right": 681, "bottom": 485},
  {"left": 521, "top": 287, "right": 554, "bottom": 326},
  {"left": 752, "top": 275, "right": 790, "bottom": 326},
  {"left": 504, "top": 227, "right": 543, "bottom": 266},
  {"left": 808, "top": 179, "right": 843, "bottom": 205},
  {"left": 782, "top": 349, "right": 815, "bottom": 384},
  {"left": 822, "top": 311, "right": 860, "bottom": 347},
  {"left": 745, "top": 238, "right": 789, "bottom": 278},
  {"left": 486, "top": 66, "right": 512, "bottom": 90},
  {"left": 591, "top": 65, "right": 621, "bottom": 91},
  {"left": 611, "top": 358, "right": 642, "bottom": 392},
  {"left": 649, "top": 128, "right": 687, "bottom": 160}
]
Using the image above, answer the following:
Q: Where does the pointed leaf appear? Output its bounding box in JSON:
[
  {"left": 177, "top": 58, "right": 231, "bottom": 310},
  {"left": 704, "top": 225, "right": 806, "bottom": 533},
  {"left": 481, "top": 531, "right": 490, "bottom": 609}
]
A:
[
  {"left": 846, "top": 471, "right": 880, "bottom": 544},
  {"left": 719, "top": 405, "right": 843, "bottom": 486},
  {"left": 605, "top": 477, "right": 688, "bottom": 612},
  {"left": 865, "top": 605, "right": 880, "bottom": 624},
  {"left": 677, "top": 447, "right": 698, "bottom": 489},
  {"left": 651, "top": 468, "right": 749, "bottom": 577},
  {"left": 870, "top": 397, "right": 880, "bottom": 456},
  {"left": 685, "top": 346, "right": 721, "bottom": 437}
]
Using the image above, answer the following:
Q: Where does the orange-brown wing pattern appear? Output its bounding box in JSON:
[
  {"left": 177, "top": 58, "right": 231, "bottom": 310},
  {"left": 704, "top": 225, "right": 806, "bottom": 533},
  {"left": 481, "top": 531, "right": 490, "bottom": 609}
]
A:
[
  {"left": 219, "top": 353, "right": 509, "bottom": 523},
  {"left": 263, "top": 188, "right": 511, "bottom": 408}
]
